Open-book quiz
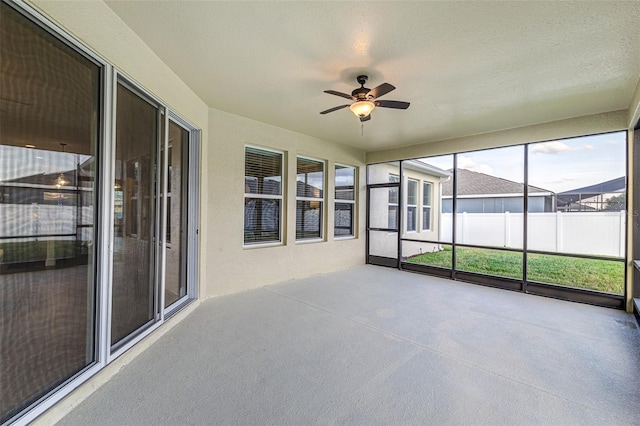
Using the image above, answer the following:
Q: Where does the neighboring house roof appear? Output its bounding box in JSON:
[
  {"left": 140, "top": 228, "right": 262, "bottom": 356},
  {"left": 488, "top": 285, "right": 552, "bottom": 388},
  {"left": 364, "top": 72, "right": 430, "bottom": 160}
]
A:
[
  {"left": 442, "top": 169, "right": 552, "bottom": 197},
  {"left": 556, "top": 176, "right": 625, "bottom": 207}
]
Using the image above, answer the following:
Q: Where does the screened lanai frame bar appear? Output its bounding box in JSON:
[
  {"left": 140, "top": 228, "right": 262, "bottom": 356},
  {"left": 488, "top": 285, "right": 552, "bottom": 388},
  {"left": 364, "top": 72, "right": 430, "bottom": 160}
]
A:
[
  {"left": 366, "top": 130, "right": 628, "bottom": 310},
  {"left": 4, "top": 1, "right": 200, "bottom": 424}
]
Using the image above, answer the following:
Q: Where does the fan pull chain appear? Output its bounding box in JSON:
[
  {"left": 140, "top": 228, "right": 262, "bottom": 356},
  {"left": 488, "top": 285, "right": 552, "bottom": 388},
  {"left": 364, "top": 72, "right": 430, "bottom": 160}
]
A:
[{"left": 361, "top": 123, "right": 364, "bottom": 136}]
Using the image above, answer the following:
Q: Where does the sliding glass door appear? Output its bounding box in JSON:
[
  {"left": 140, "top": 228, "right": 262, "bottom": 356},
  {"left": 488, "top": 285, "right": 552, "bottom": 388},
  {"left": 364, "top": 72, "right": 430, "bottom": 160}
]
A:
[
  {"left": 0, "top": 2, "right": 100, "bottom": 421},
  {"left": 164, "top": 120, "right": 189, "bottom": 309},
  {"left": 111, "top": 82, "right": 160, "bottom": 348}
]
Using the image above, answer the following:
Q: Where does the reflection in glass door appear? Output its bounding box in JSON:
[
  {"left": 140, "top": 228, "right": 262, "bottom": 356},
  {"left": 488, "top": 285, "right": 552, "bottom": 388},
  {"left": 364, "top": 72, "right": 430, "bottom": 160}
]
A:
[
  {"left": 111, "top": 82, "right": 159, "bottom": 347},
  {"left": 164, "top": 120, "right": 189, "bottom": 308},
  {"left": 0, "top": 2, "right": 100, "bottom": 421}
]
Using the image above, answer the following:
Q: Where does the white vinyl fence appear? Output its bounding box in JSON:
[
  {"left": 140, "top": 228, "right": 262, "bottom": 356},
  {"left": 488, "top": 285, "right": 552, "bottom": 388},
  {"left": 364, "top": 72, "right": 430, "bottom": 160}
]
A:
[
  {"left": 0, "top": 204, "right": 93, "bottom": 242},
  {"left": 440, "top": 211, "right": 625, "bottom": 258}
]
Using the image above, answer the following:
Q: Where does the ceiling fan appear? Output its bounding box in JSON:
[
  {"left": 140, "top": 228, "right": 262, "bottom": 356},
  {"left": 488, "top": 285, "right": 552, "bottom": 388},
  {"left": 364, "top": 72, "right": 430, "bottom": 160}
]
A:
[{"left": 320, "top": 75, "right": 410, "bottom": 122}]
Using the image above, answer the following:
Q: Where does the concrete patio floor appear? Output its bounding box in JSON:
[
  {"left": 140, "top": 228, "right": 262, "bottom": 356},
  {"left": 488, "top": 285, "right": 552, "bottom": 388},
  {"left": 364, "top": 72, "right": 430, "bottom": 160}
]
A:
[{"left": 57, "top": 265, "right": 640, "bottom": 425}]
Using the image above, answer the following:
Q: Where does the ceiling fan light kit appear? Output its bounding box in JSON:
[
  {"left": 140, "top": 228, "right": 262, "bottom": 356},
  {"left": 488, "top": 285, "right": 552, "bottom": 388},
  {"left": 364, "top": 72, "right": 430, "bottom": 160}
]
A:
[
  {"left": 349, "top": 100, "right": 375, "bottom": 118},
  {"left": 320, "top": 74, "right": 410, "bottom": 122}
]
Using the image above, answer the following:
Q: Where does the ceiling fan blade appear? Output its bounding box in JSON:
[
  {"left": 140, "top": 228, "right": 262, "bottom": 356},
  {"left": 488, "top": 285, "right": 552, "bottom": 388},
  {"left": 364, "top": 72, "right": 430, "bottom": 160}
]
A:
[
  {"left": 323, "top": 90, "right": 355, "bottom": 100},
  {"left": 368, "top": 83, "right": 395, "bottom": 99},
  {"left": 360, "top": 115, "right": 371, "bottom": 122},
  {"left": 375, "top": 100, "right": 410, "bottom": 109},
  {"left": 320, "top": 104, "right": 349, "bottom": 114}
]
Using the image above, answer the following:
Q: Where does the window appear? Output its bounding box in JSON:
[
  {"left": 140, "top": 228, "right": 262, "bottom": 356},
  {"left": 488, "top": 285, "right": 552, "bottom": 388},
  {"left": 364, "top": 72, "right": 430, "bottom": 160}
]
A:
[
  {"left": 244, "top": 147, "right": 283, "bottom": 245},
  {"left": 335, "top": 164, "right": 356, "bottom": 238},
  {"left": 388, "top": 174, "right": 399, "bottom": 229},
  {"left": 422, "top": 182, "right": 432, "bottom": 230},
  {"left": 296, "top": 156, "right": 324, "bottom": 240},
  {"left": 407, "top": 179, "right": 418, "bottom": 232}
]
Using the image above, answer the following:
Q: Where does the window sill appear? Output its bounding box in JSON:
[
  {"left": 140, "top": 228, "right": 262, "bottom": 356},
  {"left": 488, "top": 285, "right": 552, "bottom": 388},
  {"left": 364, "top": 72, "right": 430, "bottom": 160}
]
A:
[
  {"left": 334, "top": 235, "right": 356, "bottom": 241},
  {"left": 243, "top": 241, "right": 283, "bottom": 250},
  {"left": 295, "top": 238, "right": 324, "bottom": 245}
]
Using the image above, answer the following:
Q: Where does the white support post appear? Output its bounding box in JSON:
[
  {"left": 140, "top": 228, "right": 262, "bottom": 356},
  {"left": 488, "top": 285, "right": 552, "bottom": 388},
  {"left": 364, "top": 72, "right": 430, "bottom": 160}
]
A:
[
  {"left": 556, "top": 210, "right": 563, "bottom": 252},
  {"left": 460, "top": 212, "right": 466, "bottom": 244},
  {"left": 620, "top": 209, "right": 626, "bottom": 257},
  {"left": 504, "top": 211, "right": 511, "bottom": 247}
]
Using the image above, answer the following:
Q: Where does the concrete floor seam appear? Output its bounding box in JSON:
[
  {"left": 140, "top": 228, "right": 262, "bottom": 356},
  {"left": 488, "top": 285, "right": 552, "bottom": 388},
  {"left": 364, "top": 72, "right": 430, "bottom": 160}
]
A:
[{"left": 263, "top": 286, "right": 633, "bottom": 423}]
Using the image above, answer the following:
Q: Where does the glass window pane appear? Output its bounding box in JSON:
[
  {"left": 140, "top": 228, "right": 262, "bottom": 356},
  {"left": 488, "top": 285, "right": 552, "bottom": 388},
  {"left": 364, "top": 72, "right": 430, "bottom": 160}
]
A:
[
  {"left": 245, "top": 198, "right": 281, "bottom": 244},
  {"left": 335, "top": 165, "right": 355, "bottom": 238},
  {"left": 245, "top": 147, "right": 282, "bottom": 196},
  {"left": 334, "top": 202, "right": 354, "bottom": 236},
  {"left": 296, "top": 200, "right": 322, "bottom": 240},
  {"left": 0, "top": 3, "right": 99, "bottom": 421},
  {"left": 407, "top": 206, "right": 417, "bottom": 232},
  {"left": 407, "top": 179, "right": 418, "bottom": 205},
  {"left": 111, "top": 83, "right": 158, "bottom": 347},
  {"left": 297, "top": 157, "right": 324, "bottom": 198},
  {"left": 335, "top": 165, "right": 355, "bottom": 201},
  {"left": 244, "top": 147, "right": 282, "bottom": 245}
]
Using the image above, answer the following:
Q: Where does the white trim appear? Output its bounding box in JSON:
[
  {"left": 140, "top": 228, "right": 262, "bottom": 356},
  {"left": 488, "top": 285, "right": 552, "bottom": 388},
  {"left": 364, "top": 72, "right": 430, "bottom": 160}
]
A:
[
  {"left": 295, "top": 155, "right": 326, "bottom": 241},
  {"left": 295, "top": 237, "right": 324, "bottom": 244},
  {"left": 334, "top": 163, "right": 357, "bottom": 238},
  {"left": 243, "top": 241, "right": 284, "bottom": 249}
]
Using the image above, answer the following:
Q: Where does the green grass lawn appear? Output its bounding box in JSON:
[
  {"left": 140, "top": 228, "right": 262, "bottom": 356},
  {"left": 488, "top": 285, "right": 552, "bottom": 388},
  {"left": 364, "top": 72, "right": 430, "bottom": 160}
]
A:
[{"left": 407, "top": 247, "right": 624, "bottom": 294}]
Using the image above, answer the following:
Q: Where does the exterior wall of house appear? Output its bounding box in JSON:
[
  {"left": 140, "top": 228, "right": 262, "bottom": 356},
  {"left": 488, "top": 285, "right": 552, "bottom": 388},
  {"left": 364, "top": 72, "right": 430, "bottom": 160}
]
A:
[
  {"left": 206, "top": 108, "right": 366, "bottom": 296},
  {"left": 367, "top": 162, "right": 445, "bottom": 259},
  {"left": 29, "top": 0, "right": 210, "bottom": 296}
]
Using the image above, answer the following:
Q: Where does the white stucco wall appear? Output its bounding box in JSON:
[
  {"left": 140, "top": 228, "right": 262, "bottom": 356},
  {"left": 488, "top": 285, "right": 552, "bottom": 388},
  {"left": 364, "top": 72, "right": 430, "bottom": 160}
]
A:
[
  {"left": 206, "top": 108, "right": 366, "bottom": 296},
  {"left": 26, "top": 0, "right": 368, "bottom": 301}
]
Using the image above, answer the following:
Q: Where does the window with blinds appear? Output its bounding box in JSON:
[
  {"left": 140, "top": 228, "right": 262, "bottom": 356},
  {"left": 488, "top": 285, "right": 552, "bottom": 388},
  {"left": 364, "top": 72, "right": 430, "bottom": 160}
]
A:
[
  {"left": 407, "top": 178, "right": 418, "bottom": 232},
  {"left": 244, "top": 147, "right": 283, "bottom": 245},
  {"left": 422, "top": 181, "right": 432, "bottom": 231},
  {"left": 296, "top": 156, "right": 324, "bottom": 240},
  {"left": 335, "top": 164, "right": 356, "bottom": 237},
  {"left": 388, "top": 174, "right": 399, "bottom": 229}
]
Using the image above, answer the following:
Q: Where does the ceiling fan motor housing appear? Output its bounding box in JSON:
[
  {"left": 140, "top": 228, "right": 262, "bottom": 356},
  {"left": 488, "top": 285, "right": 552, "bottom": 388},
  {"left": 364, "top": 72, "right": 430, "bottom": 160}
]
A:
[{"left": 352, "top": 75, "right": 371, "bottom": 100}]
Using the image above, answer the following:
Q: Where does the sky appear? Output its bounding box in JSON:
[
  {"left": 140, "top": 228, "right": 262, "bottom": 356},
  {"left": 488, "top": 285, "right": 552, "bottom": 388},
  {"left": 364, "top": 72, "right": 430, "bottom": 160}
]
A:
[{"left": 419, "top": 131, "right": 626, "bottom": 193}]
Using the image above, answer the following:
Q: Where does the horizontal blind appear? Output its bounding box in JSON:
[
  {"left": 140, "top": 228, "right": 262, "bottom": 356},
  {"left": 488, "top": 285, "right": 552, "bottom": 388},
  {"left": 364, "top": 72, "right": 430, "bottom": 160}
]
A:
[
  {"left": 244, "top": 147, "right": 283, "bottom": 244},
  {"left": 245, "top": 147, "right": 282, "bottom": 196}
]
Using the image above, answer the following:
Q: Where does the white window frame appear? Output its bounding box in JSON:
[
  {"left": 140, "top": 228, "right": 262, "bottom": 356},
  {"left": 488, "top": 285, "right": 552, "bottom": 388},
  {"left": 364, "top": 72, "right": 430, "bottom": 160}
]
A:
[
  {"left": 243, "top": 145, "right": 284, "bottom": 247},
  {"left": 334, "top": 163, "right": 356, "bottom": 239},
  {"left": 296, "top": 155, "right": 325, "bottom": 242},
  {"left": 388, "top": 174, "right": 399, "bottom": 231},
  {"left": 422, "top": 181, "right": 432, "bottom": 231},
  {"left": 406, "top": 178, "right": 418, "bottom": 233}
]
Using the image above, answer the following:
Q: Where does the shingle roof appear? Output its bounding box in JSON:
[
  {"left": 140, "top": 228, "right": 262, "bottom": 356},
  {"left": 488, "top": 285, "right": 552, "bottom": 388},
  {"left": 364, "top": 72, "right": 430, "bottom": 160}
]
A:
[{"left": 442, "top": 169, "right": 551, "bottom": 196}]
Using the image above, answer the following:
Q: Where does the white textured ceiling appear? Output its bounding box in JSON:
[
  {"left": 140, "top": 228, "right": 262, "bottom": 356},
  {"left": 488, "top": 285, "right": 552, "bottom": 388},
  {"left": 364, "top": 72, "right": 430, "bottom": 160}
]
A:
[{"left": 105, "top": 1, "right": 640, "bottom": 152}]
